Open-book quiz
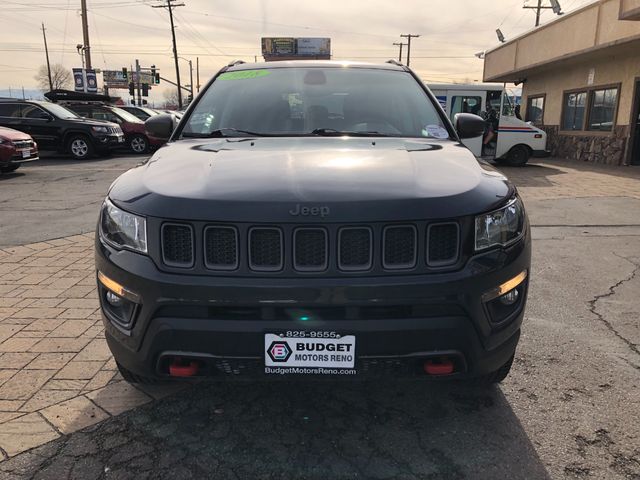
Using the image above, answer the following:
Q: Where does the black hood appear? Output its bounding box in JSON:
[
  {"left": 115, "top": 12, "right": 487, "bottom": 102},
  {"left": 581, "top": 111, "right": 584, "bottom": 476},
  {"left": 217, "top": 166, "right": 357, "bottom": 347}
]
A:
[{"left": 108, "top": 137, "right": 513, "bottom": 222}]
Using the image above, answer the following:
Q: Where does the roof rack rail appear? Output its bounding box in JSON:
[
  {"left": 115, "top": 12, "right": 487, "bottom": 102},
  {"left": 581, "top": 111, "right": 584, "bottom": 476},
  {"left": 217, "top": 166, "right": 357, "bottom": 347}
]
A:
[
  {"left": 227, "top": 60, "right": 246, "bottom": 67},
  {"left": 386, "top": 59, "right": 404, "bottom": 67}
]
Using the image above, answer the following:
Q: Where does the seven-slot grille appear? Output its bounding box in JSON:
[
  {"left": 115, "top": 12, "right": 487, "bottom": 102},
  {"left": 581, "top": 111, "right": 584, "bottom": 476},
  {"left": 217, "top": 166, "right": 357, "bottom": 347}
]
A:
[{"left": 160, "top": 221, "right": 461, "bottom": 273}]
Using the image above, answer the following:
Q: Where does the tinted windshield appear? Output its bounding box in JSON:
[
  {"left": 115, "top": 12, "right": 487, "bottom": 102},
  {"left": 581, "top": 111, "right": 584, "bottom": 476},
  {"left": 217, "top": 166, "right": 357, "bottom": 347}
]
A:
[
  {"left": 182, "top": 67, "right": 449, "bottom": 138},
  {"left": 41, "top": 103, "right": 79, "bottom": 119},
  {"left": 111, "top": 107, "right": 142, "bottom": 123}
]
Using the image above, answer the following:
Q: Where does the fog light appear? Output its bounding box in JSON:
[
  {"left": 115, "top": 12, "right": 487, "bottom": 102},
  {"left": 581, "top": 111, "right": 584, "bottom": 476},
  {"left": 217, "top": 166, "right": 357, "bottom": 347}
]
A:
[
  {"left": 105, "top": 291, "right": 123, "bottom": 307},
  {"left": 499, "top": 288, "right": 519, "bottom": 305}
]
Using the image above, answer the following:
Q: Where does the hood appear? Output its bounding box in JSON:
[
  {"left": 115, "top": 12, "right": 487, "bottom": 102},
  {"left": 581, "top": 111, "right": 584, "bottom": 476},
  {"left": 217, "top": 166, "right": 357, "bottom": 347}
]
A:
[
  {"left": 108, "top": 137, "right": 513, "bottom": 222},
  {"left": 66, "top": 117, "right": 119, "bottom": 128},
  {"left": 0, "top": 126, "right": 32, "bottom": 142}
]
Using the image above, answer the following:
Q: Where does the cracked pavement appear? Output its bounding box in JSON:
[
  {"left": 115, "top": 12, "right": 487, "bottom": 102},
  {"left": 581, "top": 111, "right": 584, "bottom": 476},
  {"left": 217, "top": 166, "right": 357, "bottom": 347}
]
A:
[{"left": 0, "top": 157, "right": 639, "bottom": 479}]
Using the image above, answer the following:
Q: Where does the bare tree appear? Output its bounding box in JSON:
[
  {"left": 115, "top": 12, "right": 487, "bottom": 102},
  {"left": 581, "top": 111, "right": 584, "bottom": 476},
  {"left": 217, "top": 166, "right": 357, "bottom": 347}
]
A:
[
  {"left": 34, "top": 64, "right": 72, "bottom": 92},
  {"left": 162, "top": 88, "right": 180, "bottom": 109}
]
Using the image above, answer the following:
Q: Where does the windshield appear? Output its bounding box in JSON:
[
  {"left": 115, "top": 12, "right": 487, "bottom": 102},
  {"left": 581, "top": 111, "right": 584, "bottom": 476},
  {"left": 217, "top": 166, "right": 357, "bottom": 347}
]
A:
[
  {"left": 111, "top": 107, "right": 143, "bottom": 123},
  {"left": 42, "top": 103, "right": 79, "bottom": 119},
  {"left": 182, "top": 67, "right": 450, "bottom": 138}
]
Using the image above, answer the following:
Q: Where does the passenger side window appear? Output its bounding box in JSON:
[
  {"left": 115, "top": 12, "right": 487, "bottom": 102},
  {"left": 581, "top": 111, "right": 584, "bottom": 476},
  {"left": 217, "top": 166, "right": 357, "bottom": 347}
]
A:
[{"left": 22, "top": 105, "right": 50, "bottom": 120}]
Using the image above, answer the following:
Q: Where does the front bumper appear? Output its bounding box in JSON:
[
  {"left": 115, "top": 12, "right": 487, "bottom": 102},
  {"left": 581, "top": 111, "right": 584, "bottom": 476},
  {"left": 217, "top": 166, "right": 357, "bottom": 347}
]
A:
[
  {"left": 95, "top": 231, "right": 531, "bottom": 379},
  {"left": 95, "top": 133, "right": 125, "bottom": 149}
]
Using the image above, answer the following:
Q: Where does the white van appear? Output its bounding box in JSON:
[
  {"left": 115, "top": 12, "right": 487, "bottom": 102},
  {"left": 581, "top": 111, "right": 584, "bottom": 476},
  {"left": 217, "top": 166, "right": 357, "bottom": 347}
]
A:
[{"left": 428, "top": 82, "right": 550, "bottom": 166}]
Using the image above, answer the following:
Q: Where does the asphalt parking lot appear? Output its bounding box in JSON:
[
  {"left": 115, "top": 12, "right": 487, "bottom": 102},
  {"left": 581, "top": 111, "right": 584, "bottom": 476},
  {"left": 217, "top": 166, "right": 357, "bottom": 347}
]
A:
[{"left": 0, "top": 155, "right": 639, "bottom": 479}]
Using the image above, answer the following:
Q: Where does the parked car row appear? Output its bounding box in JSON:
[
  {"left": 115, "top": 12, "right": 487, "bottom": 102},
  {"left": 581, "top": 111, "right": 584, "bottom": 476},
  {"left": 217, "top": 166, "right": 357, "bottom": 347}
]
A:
[{"left": 0, "top": 98, "right": 180, "bottom": 163}]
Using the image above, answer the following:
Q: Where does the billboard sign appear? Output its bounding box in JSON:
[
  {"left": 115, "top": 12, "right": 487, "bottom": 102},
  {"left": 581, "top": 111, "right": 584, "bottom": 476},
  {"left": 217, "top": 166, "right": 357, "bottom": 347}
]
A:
[
  {"left": 261, "top": 37, "right": 331, "bottom": 60},
  {"left": 72, "top": 68, "right": 85, "bottom": 92},
  {"left": 103, "top": 69, "right": 129, "bottom": 88}
]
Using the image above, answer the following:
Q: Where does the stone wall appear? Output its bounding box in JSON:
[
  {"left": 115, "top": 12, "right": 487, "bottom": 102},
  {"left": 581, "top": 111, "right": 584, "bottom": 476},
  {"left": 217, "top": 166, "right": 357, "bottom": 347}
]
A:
[{"left": 541, "top": 125, "right": 629, "bottom": 165}]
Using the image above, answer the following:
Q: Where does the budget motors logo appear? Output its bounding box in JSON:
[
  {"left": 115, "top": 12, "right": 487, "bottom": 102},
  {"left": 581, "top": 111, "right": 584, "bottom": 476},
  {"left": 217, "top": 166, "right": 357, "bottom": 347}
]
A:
[{"left": 267, "top": 341, "right": 292, "bottom": 362}]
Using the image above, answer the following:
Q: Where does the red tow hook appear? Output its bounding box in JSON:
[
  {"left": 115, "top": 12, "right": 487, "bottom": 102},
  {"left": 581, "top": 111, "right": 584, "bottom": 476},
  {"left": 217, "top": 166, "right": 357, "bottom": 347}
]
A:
[
  {"left": 169, "top": 357, "right": 199, "bottom": 377},
  {"left": 424, "top": 357, "right": 455, "bottom": 376}
]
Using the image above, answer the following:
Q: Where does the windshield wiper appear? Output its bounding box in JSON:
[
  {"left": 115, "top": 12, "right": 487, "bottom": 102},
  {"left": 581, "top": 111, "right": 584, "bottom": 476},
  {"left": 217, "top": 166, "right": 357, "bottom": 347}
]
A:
[
  {"left": 310, "top": 128, "right": 388, "bottom": 137},
  {"left": 183, "top": 128, "right": 269, "bottom": 138}
]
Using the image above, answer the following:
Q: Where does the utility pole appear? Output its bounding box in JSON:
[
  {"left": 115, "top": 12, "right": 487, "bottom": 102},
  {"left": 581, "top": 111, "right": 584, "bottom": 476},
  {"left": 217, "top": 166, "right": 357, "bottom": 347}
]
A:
[
  {"left": 41, "top": 23, "right": 53, "bottom": 92},
  {"left": 135, "top": 59, "right": 142, "bottom": 106},
  {"left": 523, "top": 0, "right": 563, "bottom": 27},
  {"left": 196, "top": 56, "right": 200, "bottom": 93},
  {"left": 188, "top": 59, "right": 193, "bottom": 101},
  {"left": 80, "top": 0, "right": 92, "bottom": 69},
  {"left": 392, "top": 42, "right": 406, "bottom": 63},
  {"left": 400, "top": 34, "right": 420, "bottom": 67},
  {"left": 152, "top": 0, "right": 185, "bottom": 109}
]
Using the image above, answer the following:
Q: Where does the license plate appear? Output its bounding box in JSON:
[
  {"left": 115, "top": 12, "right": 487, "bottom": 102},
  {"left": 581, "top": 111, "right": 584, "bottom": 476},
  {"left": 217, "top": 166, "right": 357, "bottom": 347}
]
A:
[
  {"left": 264, "top": 332, "right": 356, "bottom": 375},
  {"left": 118, "top": 136, "right": 125, "bottom": 143},
  {"left": 21, "top": 149, "right": 30, "bottom": 158}
]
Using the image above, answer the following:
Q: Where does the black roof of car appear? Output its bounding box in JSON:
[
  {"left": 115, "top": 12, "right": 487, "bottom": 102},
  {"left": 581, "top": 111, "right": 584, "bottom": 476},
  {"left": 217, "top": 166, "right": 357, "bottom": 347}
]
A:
[{"left": 225, "top": 60, "right": 407, "bottom": 72}]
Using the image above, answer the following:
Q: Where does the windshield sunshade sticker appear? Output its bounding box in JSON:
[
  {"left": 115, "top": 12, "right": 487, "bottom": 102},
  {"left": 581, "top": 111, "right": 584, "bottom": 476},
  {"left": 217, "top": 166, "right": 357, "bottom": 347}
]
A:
[
  {"left": 218, "top": 70, "right": 271, "bottom": 80},
  {"left": 422, "top": 124, "right": 449, "bottom": 139}
]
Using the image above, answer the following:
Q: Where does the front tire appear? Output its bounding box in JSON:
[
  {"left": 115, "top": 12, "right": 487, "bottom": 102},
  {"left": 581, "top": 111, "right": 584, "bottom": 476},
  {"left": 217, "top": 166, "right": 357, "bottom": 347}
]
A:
[
  {"left": 504, "top": 145, "right": 530, "bottom": 167},
  {"left": 67, "top": 135, "right": 94, "bottom": 160},
  {"left": 129, "top": 134, "right": 148, "bottom": 154},
  {"left": 117, "top": 362, "right": 160, "bottom": 385},
  {"left": 0, "top": 164, "right": 20, "bottom": 173}
]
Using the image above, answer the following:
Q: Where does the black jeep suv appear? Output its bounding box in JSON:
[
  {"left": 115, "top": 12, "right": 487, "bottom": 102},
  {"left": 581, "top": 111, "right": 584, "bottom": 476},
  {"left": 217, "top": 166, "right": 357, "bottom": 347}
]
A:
[
  {"left": 0, "top": 99, "right": 124, "bottom": 160},
  {"left": 95, "top": 61, "right": 530, "bottom": 384}
]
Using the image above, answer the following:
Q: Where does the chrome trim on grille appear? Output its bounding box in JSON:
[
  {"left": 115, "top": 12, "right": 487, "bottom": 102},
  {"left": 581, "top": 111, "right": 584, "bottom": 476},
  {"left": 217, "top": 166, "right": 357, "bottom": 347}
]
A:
[
  {"left": 426, "top": 222, "right": 459, "bottom": 267},
  {"left": 293, "top": 227, "right": 328, "bottom": 272},
  {"left": 382, "top": 224, "right": 417, "bottom": 270},
  {"left": 248, "top": 227, "right": 284, "bottom": 272},
  {"left": 338, "top": 227, "right": 373, "bottom": 272},
  {"left": 161, "top": 223, "right": 194, "bottom": 268},
  {"left": 203, "top": 225, "right": 239, "bottom": 271}
]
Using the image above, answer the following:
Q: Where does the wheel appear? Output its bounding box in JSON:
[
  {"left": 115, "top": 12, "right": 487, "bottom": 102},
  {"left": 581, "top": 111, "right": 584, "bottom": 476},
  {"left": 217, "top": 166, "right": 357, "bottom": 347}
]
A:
[
  {"left": 129, "top": 134, "right": 148, "bottom": 154},
  {"left": 117, "top": 361, "right": 160, "bottom": 385},
  {"left": 504, "top": 145, "right": 530, "bottom": 167},
  {"left": 67, "top": 135, "right": 94, "bottom": 160},
  {"left": 472, "top": 355, "right": 514, "bottom": 385},
  {"left": 0, "top": 164, "right": 20, "bottom": 173}
]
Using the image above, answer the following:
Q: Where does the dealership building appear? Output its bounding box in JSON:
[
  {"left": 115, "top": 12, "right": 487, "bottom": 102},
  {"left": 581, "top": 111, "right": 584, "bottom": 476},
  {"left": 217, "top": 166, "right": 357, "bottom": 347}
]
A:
[{"left": 483, "top": 0, "right": 640, "bottom": 166}]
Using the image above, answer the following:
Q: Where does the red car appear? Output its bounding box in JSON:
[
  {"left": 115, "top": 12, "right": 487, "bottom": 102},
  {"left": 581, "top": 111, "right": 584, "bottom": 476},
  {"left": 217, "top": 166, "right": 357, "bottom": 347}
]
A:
[
  {"left": 0, "top": 126, "right": 38, "bottom": 174},
  {"left": 65, "top": 103, "right": 165, "bottom": 154}
]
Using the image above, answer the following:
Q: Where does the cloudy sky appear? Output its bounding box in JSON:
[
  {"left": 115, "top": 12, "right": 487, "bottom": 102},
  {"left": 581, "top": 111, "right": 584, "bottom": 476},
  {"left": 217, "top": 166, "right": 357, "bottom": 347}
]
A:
[{"left": 1, "top": 0, "right": 594, "bottom": 104}]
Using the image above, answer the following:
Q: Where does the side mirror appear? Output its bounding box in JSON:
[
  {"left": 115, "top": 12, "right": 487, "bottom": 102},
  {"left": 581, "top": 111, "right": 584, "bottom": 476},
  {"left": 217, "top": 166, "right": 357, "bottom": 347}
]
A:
[
  {"left": 145, "top": 113, "right": 174, "bottom": 140},
  {"left": 454, "top": 113, "right": 486, "bottom": 139}
]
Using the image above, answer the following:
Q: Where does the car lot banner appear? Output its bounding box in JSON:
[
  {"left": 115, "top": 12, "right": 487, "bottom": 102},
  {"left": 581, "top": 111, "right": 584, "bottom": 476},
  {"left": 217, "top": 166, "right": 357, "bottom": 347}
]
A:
[
  {"left": 103, "top": 70, "right": 128, "bottom": 89},
  {"left": 86, "top": 70, "right": 97, "bottom": 93},
  {"left": 73, "top": 68, "right": 85, "bottom": 92},
  {"left": 261, "top": 37, "right": 331, "bottom": 60}
]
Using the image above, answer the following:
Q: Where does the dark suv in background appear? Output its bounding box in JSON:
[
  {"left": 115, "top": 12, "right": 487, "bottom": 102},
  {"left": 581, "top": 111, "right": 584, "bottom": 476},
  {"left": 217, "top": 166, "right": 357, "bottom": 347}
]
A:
[
  {"left": 0, "top": 99, "right": 124, "bottom": 160},
  {"left": 65, "top": 103, "right": 165, "bottom": 154}
]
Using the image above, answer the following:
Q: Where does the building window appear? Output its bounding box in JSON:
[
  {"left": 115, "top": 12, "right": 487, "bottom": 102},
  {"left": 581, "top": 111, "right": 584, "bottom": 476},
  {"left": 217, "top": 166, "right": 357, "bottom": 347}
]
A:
[
  {"left": 562, "top": 91, "right": 587, "bottom": 131},
  {"left": 526, "top": 95, "right": 545, "bottom": 124},
  {"left": 588, "top": 87, "right": 618, "bottom": 131}
]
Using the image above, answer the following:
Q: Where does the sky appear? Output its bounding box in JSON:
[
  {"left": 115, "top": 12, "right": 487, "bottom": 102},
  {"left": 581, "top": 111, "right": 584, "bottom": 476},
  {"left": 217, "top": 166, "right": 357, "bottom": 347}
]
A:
[{"left": 0, "top": 0, "right": 595, "bottom": 105}]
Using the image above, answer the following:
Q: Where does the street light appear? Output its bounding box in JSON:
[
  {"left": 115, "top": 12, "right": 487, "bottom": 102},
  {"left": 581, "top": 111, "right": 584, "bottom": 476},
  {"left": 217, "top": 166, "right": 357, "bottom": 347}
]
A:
[
  {"left": 177, "top": 56, "right": 194, "bottom": 103},
  {"left": 76, "top": 44, "right": 86, "bottom": 70}
]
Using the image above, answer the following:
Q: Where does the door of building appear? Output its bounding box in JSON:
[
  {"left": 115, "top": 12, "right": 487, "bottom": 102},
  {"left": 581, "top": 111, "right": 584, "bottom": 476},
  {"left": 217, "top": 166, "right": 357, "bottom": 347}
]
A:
[{"left": 630, "top": 79, "right": 640, "bottom": 166}]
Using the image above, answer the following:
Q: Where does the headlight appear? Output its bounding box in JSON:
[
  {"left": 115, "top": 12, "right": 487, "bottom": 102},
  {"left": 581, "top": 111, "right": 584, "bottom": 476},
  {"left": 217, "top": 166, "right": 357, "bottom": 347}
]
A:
[
  {"left": 100, "top": 198, "right": 147, "bottom": 253},
  {"left": 475, "top": 197, "right": 525, "bottom": 250},
  {"left": 92, "top": 126, "right": 109, "bottom": 133}
]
